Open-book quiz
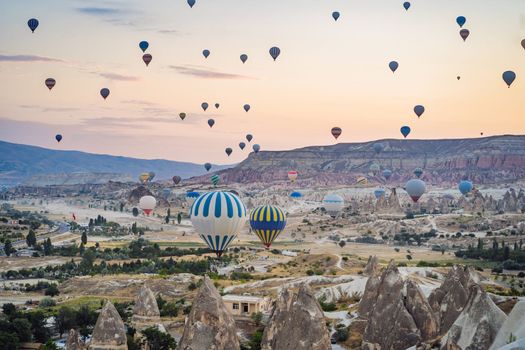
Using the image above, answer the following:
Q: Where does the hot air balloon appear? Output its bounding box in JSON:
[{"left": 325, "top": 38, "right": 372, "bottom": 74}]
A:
[
  {"left": 456, "top": 16, "right": 466, "bottom": 28},
  {"left": 172, "top": 176, "right": 182, "bottom": 185},
  {"left": 142, "top": 54, "right": 152, "bottom": 66},
  {"left": 288, "top": 171, "right": 298, "bottom": 182},
  {"left": 148, "top": 172, "right": 156, "bottom": 181},
  {"left": 370, "top": 163, "right": 380, "bottom": 175},
  {"left": 191, "top": 191, "right": 247, "bottom": 257},
  {"left": 405, "top": 179, "right": 426, "bottom": 202},
  {"left": 208, "top": 119, "right": 215, "bottom": 128},
  {"left": 290, "top": 191, "right": 302, "bottom": 198},
  {"left": 139, "top": 41, "right": 149, "bottom": 52},
  {"left": 373, "top": 143, "right": 384, "bottom": 154},
  {"left": 332, "top": 11, "right": 340, "bottom": 21},
  {"left": 413, "top": 167, "right": 423, "bottom": 178},
  {"left": 403, "top": 2, "right": 411, "bottom": 10},
  {"left": 331, "top": 127, "right": 342, "bottom": 140},
  {"left": 502, "top": 71, "right": 516, "bottom": 88},
  {"left": 374, "top": 188, "right": 386, "bottom": 199},
  {"left": 215, "top": 103, "right": 220, "bottom": 109},
  {"left": 400, "top": 126, "right": 411, "bottom": 138},
  {"left": 100, "top": 88, "right": 110, "bottom": 100},
  {"left": 28, "top": 18, "right": 39, "bottom": 33},
  {"left": 202, "top": 49, "right": 210, "bottom": 58},
  {"left": 269, "top": 47, "right": 281, "bottom": 61},
  {"left": 239, "top": 142, "right": 246, "bottom": 150},
  {"left": 389, "top": 61, "right": 399, "bottom": 73},
  {"left": 382, "top": 169, "right": 393, "bottom": 180},
  {"left": 457, "top": 76, "right": 461, "bottom": 80},
  {"left": 250, "top": 205, "right": 287, "bottom": 248},
  {"left": 204, "top": 163, "right": 212, "bottom": 172},
  {"left": 55, "top": 134, "right": 62, "bottom": 143},
  {"left": 139, "top": 195, "right": 156, "bottom": 216},
  {"left": 243, "top": 104, "right": 251, "bottom": 112},
  {"left": 460, "top": 29, "right": 470, "bottom": 41},
  {"left": 253, "top": 144, "right": 261, "bottom": 153},
  {"left": 414, "top": 105, "right": 425, "bottom": 118},
  {"left": 211, "top": 174, "right": 220, "bottom": 186},
  {"left": 45, "top": 78, "right": 56, "bottom": 90},
  {"left": 225, "top": 148, "right": 233, "bottom": 156},
  {"left": 187, "top": 0, "right": 196, "bottom": 8},
  {"left": 323, "top": 194, "right": 344, "bottom": 218},
  {"left": 240, "top": 54, "right": 248, "bottom": 64},
  {"left": 201, "top": 103, "right": 209, "bottom": 111},
  {"left": 521, "top": 39, "right": 525, "bottom": 50},
  {"left": 132, "top": 207, "right": 139, "bottom": 217},
  {"left": 356, "top": 176, "right": 368, "bottom": 186},
  {"left": 139, "top": 173, "right": 150, "bottom": 184},
  {"left": 179, "top": 113, "right": 186, "bottom": 120},
  {"left": 246, "top": 134, "right": 253, "bottom": 142},
  {"left": 186, "top": 191, "right": 200, "bottom": 206},
  {"left": 458, "top": 180, "right": 473, "bottom": 196}
]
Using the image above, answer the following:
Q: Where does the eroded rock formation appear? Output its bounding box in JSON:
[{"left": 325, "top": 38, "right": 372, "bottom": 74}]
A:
[
  {"left": 89, "top": 301, "right": 127, "bottom": 350},
  {"left": 131, "top": 285, "right": 161, "bottom": 331}
]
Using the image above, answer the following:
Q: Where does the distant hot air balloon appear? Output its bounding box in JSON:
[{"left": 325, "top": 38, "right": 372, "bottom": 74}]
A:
[
  {"left": 288, "top": 171, "right": 298, "bottom": 182},
  {"left": 172, "top": 176, "right": 182, "bottom": 185},
  {"left": 139, "top": 195, "right": 156, "bottom": 216},
  {"left": 187, "top": 0, "right": 196, "bottom": 8},
  {"left": 374, "top": 188, "right": 386, "bottom": 199},
  {"left": 457, "top": 76, "right": 461, "bottom": 80},
  {"left": 382, "top": 169, "right": 392, "bottom": 180},
  {"left": 331, "top": 127, "right": 342, "bottom": 140},
  {"left": 413, "top": 167, "right": 423, "bottom": 178},
  {"left": 139, "top": 41, "right": 149, "bottom": 52},
  {"left": 202, "top": 49, "right": 210, "bottom": 58},
  {"left": 243, "top": 104, "right": 251, "bottom": 112},
  {"left": 370, "top": 163, "right": 380, "bottom": 175},
  {"left": 480, "top": 132, "right": 484, "bottom": 136},
  {"left": 240, "top": 54, "right": 248, "bottom": 64},
  {"left": 253, "top": 144, "right": 261, "bottom": 153},
  {"left": 403, "top": 2, "right": 411, "bottom": 11},
  {"left": 100, "top": 88, "right": 110, "bottom": 100},
  {"left": 414, "top": 105, "right": 425, "bottom": 118},
  {"left": 28, "top": 18, "right": 39, "bottom": 33},
  {"left": 356, "top": 176, "right": 368, "bottom": 186},
  {"left": 290, "top": 191, "right": 302, "bottom": 198},
  {"left": 400, "top": 126, "right": 411, "bottom": 138},
  {"left": 225, "top": 148, "right": 233, "bottom": 156},
  {"left": 373, "top": 143, "right": 384, "bottom": 154},
  {"left": 332, "top": 11, "right": 340, "bottom": 21},
  {"left": 521, "top": 39, "right": 525, "bottom": 50},
  {"left": 186, "top": 191, "right": 200, "bottom": 206},
  {"left": 45, "top": 78, "right": 56, "bottom": 90},
  {"left": 456, "top": 16, "right": 466, "bottom": 28},
  {"left": 323, "top": 194, "right": 344, "bottom": 218},
  {"left": 191, "top": 191, "right": 247, "bottom": 257},
  {"left": 179, "top": 113, "right": 186, "bottom": 120},
  {"left": 132, "top": 207, "right": 139, "bottom": 217},
  {"left": 239, "top": 142, "right": 246, "bottom": 150},
  {"left": 269, "top": 46, "right": 281, "bottom": 61},
  {"left": 208, "top": 119, "right": 215, "bottom": 128},
  {"left": 405, "top": 179, "right": 426, "bottom": 202},
  {"left": 148, "top": 172, "right": 156, "bottom": 181},
  {"left": 246, "top": 134, "right": 253, "bottom": 142},
  {"left": 460, "top": 29, "right": 470, "bottom": 41},
  {"left": 250, "top": 205, "right": 287, "bottom": 248},
  {"left": 142, "top": 54, "right": 152, "bottom": 66},
  {"left": 201, "top": 102, "right": 209, "bottom": 111},
  {"left": 210, "top": 174, "right": 220, "bottom": 186},
  {"left": 389, "top": 61, "right": 399, "bottom": 73},
  {"left": 55, "top": 134, "right": 62, "bottom": 143},
  {"left": 204, "top": 163, "right": 212, "bottom": 172},
  {"left": 215, "top": 103, "right": 220, "bottom": 109},
  {"left": 139, "top": 173, "right": 150, "bottom": 184},
  {"left": 502, "top": 71, "right": 516, "bottom": 88},
  {"left": 458, "top": 180, "right": 473, "bottom": 196}
]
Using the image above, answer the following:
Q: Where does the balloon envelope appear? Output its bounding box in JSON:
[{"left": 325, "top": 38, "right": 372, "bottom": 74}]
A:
[
  {"left": 374, "top": 189, "right": 386, "bottom": 199},
  {"left": 201, "top": 102, "right": 209, "bottom": 111},
  {"left": 179, "top": 113, "right": 186, "bottom": 120},
  {"left": 382, "top": 169, "right": 393, "bottom": 180},
  {"left": 356, "top": 176, "right": 368, "bottom": 186},
  {"left": 458, "top": 180, "right": 473, "bottom": 195},
  {"left": 413, "top": 167, "right": 423, "bottom": 178},
  {"left": 460, "top": 29, "right": 470, "bottom": 41},
  {"left": 400, "top": 126, "right": 411, "bottom": 138},
  {"left": 202, "top": 49, "right": 210, "bottom": 58},
  {"left": 331, "top": 127, "right": 342, "bottom": 139},
  {"left": 208, "top": 119, "right": 215, "bottom": 128},
  {"left": 290, "top": 191, "right": 302, "bottom": 198},
  {"left": 142, "top": 54, "right": 152, "bottom": 66},
  {"left": 405, "top": 179, "right": 426, "bottom": 202},
  {"left": 323, "top": 194, "right": 344, "bottom": 218},
  {"left": 186, "top": 191, "right": 200, "bottom": 206},
  {"left": 456, "top": 16, "right": 466, "bottom": 27},
  {"left": 172, "top": 176, "right": 182, "bottom": 185},
  {"left": 246, "top": 134, "right": 253, "bottom": 142},
  {"left": 389, "top": 61, "right": 399, "bottom": 73},
  {"left": 502, "top": 71, "right": 516, "bottom": 87},
  {"left": 225, "top": 148, "right": 233, "bottom": 156},
  {"left": 100, "top": 88, "right": 110, "bottom": 100},
  {"left": 332, "top": 11, "right": 340, "bottom": 21},
  {"left": 239, "top": 142, "right": 246, "bottom": 150},
  {"left": 139, "top": 173, "right": 150, "bottom": 184},
  {"left": 240, "top": 54, "right": 248, "bottom": 63},
  {"left": 28, "top": 18, "right": 39, "bottom": 33},
  {"left": 139, "top": 195, "right": 156, "bottom": 216},
  {"left": 403, "top": 2, "right": 411, "bottom": 10},
  {"left": 45, "top": 78, "right": 56, "bottom": 90},
  {"left": 204, "top": 163, "right": 212, "bottom": 171},
  {"left": 148, "top": 172, "right": 155, "bottom": 181},
  {"left": 139, "top": 41, "right": 149, "bottom": 52},
  {"left": 250, "top": 205, "right": 287, "bottom": 248},
  {"left": 414, "top": 105, "right": 425, "bottom": 118},
  {"left": 373, "top": 143, "right": 384, "bottom": 154},
  {"left": 215, "top": 103, "right": 220, "bottom": 109},
  {"left": 521, "top": 39, "right": 525, "bottom": 50},
  {"left": 253, "top": 144, "right": 261, "bottom": 153},
  {"left": 210, "top": 174, "right": 220, "bottom": 186},
  {"left": 243, "top": 104, "right": 251, "bottom": 112},
  {"left": 55, "top": 134, "right": 62, "bottom": 143},
  {"left": 288, "top": 171, "right": 298, "bottom": 182},
  {"left": 187, "top": 0, "right": 196, "bottom": 7},
  {"left": 269, "top": 46, "right": 281, "bottom": 61},
  {"left": 370, "top": 163, "right": 380, "bottom": 175}
]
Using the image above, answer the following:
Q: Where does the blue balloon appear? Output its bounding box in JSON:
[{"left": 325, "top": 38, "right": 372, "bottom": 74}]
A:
[
  {"left": 139, "top": 41, "right": 149, "bottom": 52},
  {"left": 250, "top": 205, "right": 287, "bottom": 248},
  {"left": 400, "top": 126, "right": 411, "bottom": 138},
  {"left": 186, "top": 191, "right": 200, "bottom": 199},
  {"left": 202, "top": 49, "right": 210, "bottom": 58},
  {"left": 414, "top": 105, "right": 425, "bottom": 118},
  {"left": 187, "top": 0, "right": 196, "bottom": 8},
  {"left": 458, "top": 180, "right": 473, "bottom": 195},
  {"left": 204, "top": 163, "right": 212, "bottom": 171},
  {"left": 382, "top": 169, "right": 392, "bottom": 180},
  {"left": 239, "top": 142, "right": 246, "bottom": 150},
  {"left": 55, "top": 134, "right": 62, "bottom": 143},
  {"left": 374, "top": 189, "right": 386, "bottom": 199},
  {"left": 253, "top": 144, "right": 261, "bottom": 153},
  {"left": 373, "top": 143, "right": 384, "bottom": 154},
  {"left": 403, "top": 2, "right": 411, "bottom": 10},
  {"left": 100, "top": 88, "right": 110, "bottom": 100},
  {"left": 332, "top": 11, "right": 340, "bottom": 21},
  {"left": 290, "top": 191, "right": 303, "bottom": 198},
  {"left": 413, "top": 167, "right": 423, "bottom": 178},
  {"left": 28, "top": 18, "right": 39, "bottom": 33},
  {"left": 456, "top": 16, "right": 466, "bottom": 28},
  {"left": 502, "top": 71, "right": 516, "bottom": 88},
  {"left": 389, "top": 61, "right": 399, "bottom": 73},
  {"left": 240, "top": 54, "right": 248, "bottom": 64},
  {"left": 269, "top": 47, "right": 281, "bottom": 61}
]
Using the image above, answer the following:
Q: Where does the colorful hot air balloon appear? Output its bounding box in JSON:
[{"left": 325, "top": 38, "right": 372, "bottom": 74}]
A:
[
  {"left": 172, "top": 176, "right": 182, "bottom": 185},
  {"left": 389, "top": 61, "right": 399, "bottom": 73},
  {"left": 290, "top": 191, "right": 302, "bottom": 198},
  {"left": 243, "top": 104, "right": 251, "bottom": 112},
  {"left": 458, "top": 180, "right": 473, "bottom": 196},
  {"left": 502, "top": 71, "right": 516, "bottom": 88},
  {"left": 45, "top": 78, "right": 56, "bottom": 90},
  {"left": 356, "top": 176, "right": 368, "bottom": 186},
  {"left": 100, "top": 88, "right": 110, "bottom": 100},
  {"left": 288, "top": 171, "right": 298, "bottom": 182},
  {"left": 239, "top": 142, "right": 246, "bottom": 150},
  {"left": 252, "top": 144, "right": 261, "bottom": 153},
  {"left": 179, "top": 113, "right": 186, "bottom": 120},
  {"left": 201, "top": 102, "right": 209, "bottom": 111},
  {"left": 208, "top": 119, "right": 215, "bottom": 128},
  {"left": 382, "top": 169, "right": 393, "bottom": 180},
  {"left": 460, "top": 29, "right": 470, "bottom": 41},
  {"left": 456, "top": 16, "right": 466, "bottom": 28},
  {"left": 405, "top": 179, "right": 426, "bottom": 202},
  {"left": 250, "top": 205, "right": 287, "bottom": 248},
  {"left": 225, "top": 148, "right": 233, "bottom": 156},
  {"left": 374, "top": 188, "right": 386, "bottom": 199},
  {"left": 191, "top": 191, "right": 247, "bottom": 257},
  {"left": 332, "top": 11, "right": 340, "bottom": 21},
  {"left": 186, "top": 191, "right": 200, "bottom": 206},
  {"left": 414, "top": 105, "right": 425, "bottom": 118},
  {"left": 187, "top": 0, "right": 196, "bottom": 8},
  {"left": 148, "top": 172, "right": 156, "bottom": 181},
  {"left": 373, "top": 143, "right": 384, "bottom": 154},
  {"left": 139, "top": 173, "right": 150, "bottom": 184},
  {"left": 269, "top": 47, "right": 281, "bottom": 61},
  {"left": 323, "top": 194, "right": 344, "bottom": 218},
  {"left": 55, "top": 134, "right": 62, "bottom": 143},
  {"left": 139, "top": 195, "right": 156, "bottom": 216},
  {"left": 204, "top": 163, "right": 212, "bottom": 172},
  {"left": 403, "top": 2, "right": 411, "bottom": 10},
  {"left": 413, "top": 167, "right": 423, "bottom": 178},
  {"left": 370, "top": 163, "right": 380, "bottom": 175},
  {"left": 246, "top": 134, "right": 253, "bottom": 142},
  {"left": 240, "top": 54, "right": 248, "bottom": 64},
  {"left": 210, "top": 174, "right": 220, "bottom": 186},
  {"left": 215, "top": 103, "right": 220, "bottom": 109},
  {"left": 400, "top": 126, "right": 411, "bottom": 138},
  {"left": 139, "top": 41, "right": 149, "bottom": 52},
  {"left": 202, "top": 49, "right": 210, "bottom": 58},
  {"left": 28, "top": 18, "right": 39, "bottom": 33},
  {"left": 331, "top": 127, "right": 342, "bottom": 140},
  {"left": 142, "top": 54, "right": 152, "bottom": 66}
]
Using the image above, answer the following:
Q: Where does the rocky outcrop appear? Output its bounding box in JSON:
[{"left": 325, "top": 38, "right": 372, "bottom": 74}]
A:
[
  {"left": 179, "top": 276, "right": 240, "bottom": 350},
  {"left": 261, "top": 283, "right": 331, "bottom": 350},
  {"left": 66, "top": 329, "right": 85, "bottom": 350},
  {"left": 405, "top": 280, "right": 439, "bottom": 341},
  {"left": 489, "top": 300, "right": 525, "bottom": 350},
  {"left": 357, "top": 270, "right": 381, "bottom": 319},
  {"left": 132, "top": 285, "right": 161, "bottom": 331},
  {"left": 363, "top": 255, "right": 379, "bottom": 276},
  {"left": 89, "top": 301, "right": 127, "bottom": 350},
  {"left": 441, "top": 285, "right": 507, "bottom": 350}
]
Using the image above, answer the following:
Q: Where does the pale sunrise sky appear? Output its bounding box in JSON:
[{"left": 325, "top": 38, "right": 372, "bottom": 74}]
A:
[{"left": 0, "top": 0, "right": 524, "bottom": 164}]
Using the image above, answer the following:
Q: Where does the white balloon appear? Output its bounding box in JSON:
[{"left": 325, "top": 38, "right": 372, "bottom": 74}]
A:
[
  {"left": 405, "top": 179, "right": 426, "bottom": 202},
  {"left": 322, "top": 194, "right": 345, "bottom": 218},
  {"left": 139, "top": 195, "right": 156, "bottom": 216}
]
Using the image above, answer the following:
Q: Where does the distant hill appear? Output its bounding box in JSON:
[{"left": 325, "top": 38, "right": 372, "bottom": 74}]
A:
[{"left": 0, "top": 140, "right": 232, "bottom": 186}]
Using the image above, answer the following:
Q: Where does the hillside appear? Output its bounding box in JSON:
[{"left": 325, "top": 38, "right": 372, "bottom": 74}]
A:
[
  {"left": 0, "top": 140, "right": 232, "bottom": 186},
  {"left": 214, "top": 135, "right": 525, "bottom": 186}
]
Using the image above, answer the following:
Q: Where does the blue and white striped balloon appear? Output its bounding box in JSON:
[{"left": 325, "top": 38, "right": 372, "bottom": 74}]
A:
[{"left": 190, "top": 191, "right": 247, "bottom": 257}]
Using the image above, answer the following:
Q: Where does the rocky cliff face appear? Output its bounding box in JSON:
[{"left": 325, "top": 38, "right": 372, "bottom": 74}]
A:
[
  {"left": 89, "top": 301, "right": 128, "bottom": 350},
  {"left": 179, "top": 276, "right": 240, "bottom": 350},
  {"left": 261, "top": 283, "right": 331, "bottom": 350},
  {"left": 489, "top": 300, "right": 525, "bottom": 350},
  {"left": 363, "top": 255, "right": 379, "bottom": 276}
]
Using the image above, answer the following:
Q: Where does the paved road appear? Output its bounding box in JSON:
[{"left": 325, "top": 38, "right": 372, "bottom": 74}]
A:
[{"left": 1, "top": 221, "right": 70, "bottom": 251}]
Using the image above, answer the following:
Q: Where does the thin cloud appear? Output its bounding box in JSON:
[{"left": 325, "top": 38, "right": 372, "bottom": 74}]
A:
[
  {"left": 99, "top": 72, "right": 140, "bottom": 81},
  {"left": 76, "top": 7, "right": 121, "bottom": 15},
  {"left": 0, "top": 55, "right": 63, "bottom": 63},
  {"left": 170, "top": 65, "right": 254, "bottom": 80}
]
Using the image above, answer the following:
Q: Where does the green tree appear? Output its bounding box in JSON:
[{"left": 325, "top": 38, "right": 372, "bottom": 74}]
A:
[
  {"left": 177, "top": 213, "right": 182, "bottom": 225},
  {"left": 12, "top": 318, "right": 32, "bottom": 342},
  {"left": 251, "top": 312, "right": 263, "bottom": 326},
  {"left": 26, "top": 230, "right": 37, "bottom": 247},
  {"left": 43, "top": 238, "right": 53, "bottom": 256},
  {"left": 45, "top": 284, "right": 60, "bottom": 297},
  {"left": 120, "top": 202, "right": 125, "bottom": 212},
  {"left": 131, "top": 222, "right": 138, "bottom": 235},
  {"left": 2, "top": 303, "right": 17, "bottom": 319},
  {"left": 4, "top": 240, "right": 14, "bottom": 257},
  {"left": 81, "top": 231, "right": 88, "bottom": 245},
  {"left": 0, "top": 331, "right": 20, "bottom": 350},
  {"left": 80, "top": 249, "right": 96, "bottom": 272},
  {"left": 165, "top": 209, "right": 171, "bottom": 224},
  {"left": 42, "top": 340, "right": 59, "bottom": 350},
  {"left": 79, "top": 243, "right": 85, "bottom": 256},
  {"left": 56, "top": 307, "right": 77, "bottom": 337},
  {"left": 141, "top": 327, "right": 177, "bottom": 350},
  {"left": 406, "top": 254, "right": 413, "bottom": 261}
]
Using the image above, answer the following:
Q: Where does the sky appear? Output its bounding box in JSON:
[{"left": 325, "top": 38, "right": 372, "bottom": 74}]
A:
[{"left": 0, "top": 0, "right": 524, "bottom": 165}]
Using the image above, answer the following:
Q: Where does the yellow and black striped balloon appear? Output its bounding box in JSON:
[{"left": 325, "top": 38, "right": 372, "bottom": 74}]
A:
[{"left": 249, "top": 205, "right": 287, "bottom": 248}]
